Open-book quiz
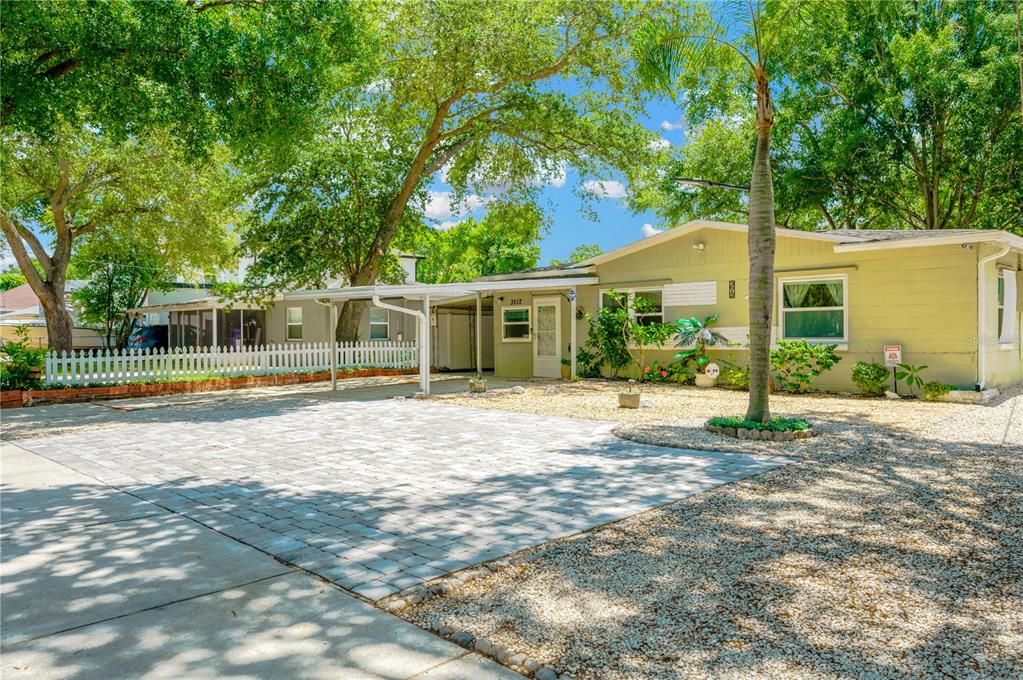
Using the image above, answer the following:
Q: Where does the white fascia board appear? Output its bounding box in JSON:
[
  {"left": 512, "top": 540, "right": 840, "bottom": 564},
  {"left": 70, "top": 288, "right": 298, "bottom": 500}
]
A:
[
  {"left": 833, "top": 231, "right": 1023, "bottom": 253},
  {"left": 580, "top": 219, "right": 849, "bottom": 267},
  {"left": 283, "top": 276, "right": 600, "bottom": 302}
]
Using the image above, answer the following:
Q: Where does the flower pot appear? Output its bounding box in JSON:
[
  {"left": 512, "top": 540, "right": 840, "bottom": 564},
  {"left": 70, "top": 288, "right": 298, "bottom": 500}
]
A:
[
  {"left": 468, "top": 379, "right": 487, "bottom": 394},
  {"left": 694, "top": 373, "right": 717, "bottom": 388},
  {"left": 560, "top": 365, "right": 571, "bottom": 380},
  {"left": 618, "top": 392, "right": 641, "bottom": 409}
]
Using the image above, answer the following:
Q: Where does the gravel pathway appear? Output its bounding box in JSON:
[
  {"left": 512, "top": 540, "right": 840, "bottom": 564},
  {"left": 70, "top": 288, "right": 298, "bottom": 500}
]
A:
[{"left": 405, "top": 381, "right": 1023, "bottom": 678}]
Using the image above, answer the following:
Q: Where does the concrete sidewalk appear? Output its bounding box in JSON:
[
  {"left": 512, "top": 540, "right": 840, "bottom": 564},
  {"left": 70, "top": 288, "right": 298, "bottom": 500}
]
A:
[{"left": 0, "top": 442, "right": 520, "bottom": 679}]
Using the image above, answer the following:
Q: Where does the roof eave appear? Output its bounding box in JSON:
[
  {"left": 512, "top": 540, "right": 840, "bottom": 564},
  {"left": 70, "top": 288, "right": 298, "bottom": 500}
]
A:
[{"left": 832, "top": 231, "right": 1023, "bottom": 253}]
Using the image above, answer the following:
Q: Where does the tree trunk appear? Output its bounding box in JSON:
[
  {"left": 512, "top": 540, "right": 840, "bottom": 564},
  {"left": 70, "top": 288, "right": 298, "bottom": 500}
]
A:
[
  {"left": 336, "top": 299, "right": 367, "bottom": 342},
  {"left": 37, "top": 288, "right": 75, "bottom": 353},
  {"left": 744, "top": 71, "right": 777, "bottom": 423}
]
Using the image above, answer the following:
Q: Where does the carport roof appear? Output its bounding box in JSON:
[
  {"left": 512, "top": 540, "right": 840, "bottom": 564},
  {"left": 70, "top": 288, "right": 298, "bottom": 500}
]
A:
[{"left": 282, "top": 275, "right": 599, "bottom": 303}]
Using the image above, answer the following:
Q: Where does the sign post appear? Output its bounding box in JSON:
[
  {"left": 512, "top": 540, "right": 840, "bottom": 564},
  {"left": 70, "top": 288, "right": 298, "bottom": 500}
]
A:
[{"left": 884, "top": 344, "right": 902, "bottom": 394}]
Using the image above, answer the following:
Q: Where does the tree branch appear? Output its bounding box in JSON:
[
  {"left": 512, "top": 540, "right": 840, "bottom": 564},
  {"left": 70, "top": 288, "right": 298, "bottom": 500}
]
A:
[{"left": 0, "top": 212, "right": 48, "bottom": 292}]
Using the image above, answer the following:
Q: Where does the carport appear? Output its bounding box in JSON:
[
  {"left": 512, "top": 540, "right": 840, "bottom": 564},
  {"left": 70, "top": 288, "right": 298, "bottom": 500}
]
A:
[{"left": 284, "top": 277, "right": 597, "bottom": 395}]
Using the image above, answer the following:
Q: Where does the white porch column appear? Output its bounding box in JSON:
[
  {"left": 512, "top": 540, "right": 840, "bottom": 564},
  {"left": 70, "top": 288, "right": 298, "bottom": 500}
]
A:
[
  {"left": 212, "top": 305, "right": 218, "bottom": 347},
  {"left": 421, "top": 294, "right": 431, "bottom": 395},
  {"left": 330, "top": 302, "right": 338, "bottom": 391},
  {"left": 569, "top": 287, "right": 577, "bottom": 379},
  {"left": 475, "top": 292, "right": 483, "bottom": 377}
]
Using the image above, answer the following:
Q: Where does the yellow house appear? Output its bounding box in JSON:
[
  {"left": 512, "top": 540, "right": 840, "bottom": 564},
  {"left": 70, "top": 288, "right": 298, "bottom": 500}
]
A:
[{"left": 478, "top": 221, "right": 1022, "bottom": 392}]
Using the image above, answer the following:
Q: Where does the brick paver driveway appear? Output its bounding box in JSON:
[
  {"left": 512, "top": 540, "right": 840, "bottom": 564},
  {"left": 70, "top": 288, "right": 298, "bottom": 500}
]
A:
[{"left": 13, "top": 393, "right": 790, "bottom": 601}]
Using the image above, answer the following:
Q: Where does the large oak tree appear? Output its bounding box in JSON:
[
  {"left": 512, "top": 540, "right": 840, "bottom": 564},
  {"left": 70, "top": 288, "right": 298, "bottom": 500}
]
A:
[{"left": 241, "top": 0, "right": 677, "bottom": 339}]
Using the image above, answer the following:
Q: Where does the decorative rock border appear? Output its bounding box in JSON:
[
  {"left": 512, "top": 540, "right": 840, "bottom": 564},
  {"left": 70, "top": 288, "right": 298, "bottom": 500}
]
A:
[
  {"left": 379, "top": 556, "right": 567, "bottom": 679},
  {"left": 704, "top": 423, "right": 817, "bottom": 441}
]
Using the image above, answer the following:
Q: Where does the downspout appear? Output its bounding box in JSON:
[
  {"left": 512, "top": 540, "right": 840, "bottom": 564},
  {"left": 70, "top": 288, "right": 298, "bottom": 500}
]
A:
[
  {"left": 977, "top": 241, "right": 1010, "bottom": 390},
  {"left": 373, "top": 295, "right": 429, "bottom": 395}
]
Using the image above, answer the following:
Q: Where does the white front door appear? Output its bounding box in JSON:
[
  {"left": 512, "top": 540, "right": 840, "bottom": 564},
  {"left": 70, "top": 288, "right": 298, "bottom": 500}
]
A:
[{"left": 532, "top": 296, "right": 561, "bottom": 377}]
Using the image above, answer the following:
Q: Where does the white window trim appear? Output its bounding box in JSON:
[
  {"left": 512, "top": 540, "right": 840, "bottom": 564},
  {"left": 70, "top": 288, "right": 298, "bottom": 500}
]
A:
[
  {"left": 598, "top": 287, "right": 665, "bottom": 324},
  {"left": 997, "top": 268, "right": 1017, "bottom": 349},
  {"left": 777, "top": 273, "right": 849, "bottom": 346},
  {"left": 501, "top": 306, "right": 532, "bottom": 343},
  {"left": 286, "top": 307, "right": 303, "bottom": 342},
  {"left": 369, "top": 308, "right": 389, "bottom": 340}
]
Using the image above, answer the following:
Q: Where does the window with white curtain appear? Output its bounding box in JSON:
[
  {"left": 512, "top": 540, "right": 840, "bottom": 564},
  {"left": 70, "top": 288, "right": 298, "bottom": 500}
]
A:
[
  {"left": 369, "top": 307, "right": 389, "bottom": 340},
  {"left": 779, "top": 276, "right": 847, "bottom": 342},
  {"left": 998, "top": 269, "right": 1017, "bottom": 345}
]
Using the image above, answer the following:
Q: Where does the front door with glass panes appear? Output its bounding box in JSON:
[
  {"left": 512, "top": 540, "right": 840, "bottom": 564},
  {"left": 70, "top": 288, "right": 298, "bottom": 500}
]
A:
[{"left": 532, "top": 296, "right": 561, "bottom": 377}]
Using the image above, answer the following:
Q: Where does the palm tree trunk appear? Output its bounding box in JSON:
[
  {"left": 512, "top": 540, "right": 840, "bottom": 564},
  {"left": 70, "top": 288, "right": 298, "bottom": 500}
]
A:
[{"left": 744, "top": 71, "right": 777, "bottom": 423}]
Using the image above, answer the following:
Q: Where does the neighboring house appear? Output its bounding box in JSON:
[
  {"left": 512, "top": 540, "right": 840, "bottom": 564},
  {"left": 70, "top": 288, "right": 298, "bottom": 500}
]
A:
[
  {"left": 128, "top": 254, "right": 493, "bottom": 371},
  {"left": 0, "top": 282, "right": 104, "bottom": 349}
]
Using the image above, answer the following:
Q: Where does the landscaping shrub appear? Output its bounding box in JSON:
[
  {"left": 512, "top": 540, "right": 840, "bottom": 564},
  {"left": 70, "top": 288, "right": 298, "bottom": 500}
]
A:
[
  {"left": 707, "top": 415, "right": 811, "bottom": 432},
  {"left": 770, "top": 339, "right": 841, "bottom": 393},
  {"left": 923, "top": 380, "right": 953, "bottom": 401},
  {"left": 716, "top": 360, "right": 749, "bottom": 390},
  {"left": 580, "top": 291, "right": 631, "bottom": 378},
  {"left": 0, "top": 327, "right": 47, "bottom": 390},
  {"left": 851, "top": 361, "right": 890, "bottom": 396},
  {"left": 642, "top": 358, "right": 691, "bottom": 383},
  {"left": 895, "top": 362, "right": 928, "bottom": 396}
]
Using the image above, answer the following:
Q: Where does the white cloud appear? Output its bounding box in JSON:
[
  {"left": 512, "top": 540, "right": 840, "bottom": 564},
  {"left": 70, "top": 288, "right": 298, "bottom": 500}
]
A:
[
  {"left": 648, "top": 137, "right": 671, "bottom": 150},
  {"left": 582, "top": 180, "right": 627, "bottom": 199},
  {"left": 424, "top": 191, "right": 488, "bottom": 221},
  {"left": 660, "top": 119, "right": 684, "bottom": 131},
  {"left": 435, "top": 220, "right": 464, "bottom": 231},
  {"left": 641, "top": 223, "right": 663, "bottom": 238}
]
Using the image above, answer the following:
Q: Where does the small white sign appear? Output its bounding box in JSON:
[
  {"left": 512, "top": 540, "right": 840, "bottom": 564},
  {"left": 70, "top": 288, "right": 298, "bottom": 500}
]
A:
[
  {"left": 883, "top": 344, "right": 902, "bottom": 367},
  {"left": 663, "top": 281, "right": 717, "bottom": 306},
  {"left": 704, "top": 363, "right": 720, "bottom": 379}
]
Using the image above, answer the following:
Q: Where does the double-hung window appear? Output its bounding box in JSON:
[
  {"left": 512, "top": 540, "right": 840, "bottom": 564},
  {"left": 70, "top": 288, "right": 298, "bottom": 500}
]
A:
[
  {"left": 286, "top": 307, "right": 303, "bottom": 341},
  {"left": 600, "top": 289, "right": 664, "bottom": 325},
  {"left": 369, "top": 307, "right": 389, "bottom": 340},
  {"left": 779, "top": 276, "right": 847, "bottom": 343},
  {"left": 502, "top": 307, "right": 530, "bottom": 341}
]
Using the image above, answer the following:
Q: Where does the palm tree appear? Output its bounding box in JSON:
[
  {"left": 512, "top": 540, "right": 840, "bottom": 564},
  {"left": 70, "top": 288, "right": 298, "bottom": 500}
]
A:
[{"left": 637, "top": 0, "right": 808, "bottom": 422}]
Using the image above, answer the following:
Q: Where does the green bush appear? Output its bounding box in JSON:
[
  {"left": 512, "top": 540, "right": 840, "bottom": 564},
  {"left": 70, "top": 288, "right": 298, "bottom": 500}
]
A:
[
  {"left": 895, "top": 362, "right": 927, "bottom": 396},
  {"left": 0, "top": 327, "right": 47, "bottom": 390},
  {"left": 770, "top": 339, "right": 841, "bottom": 393},
  {"left": 851, "top": 361, "right": 889, "bottom": 396},
  {"left": 717, "top": 360, "right": 750, "bottom": 390},
  {"left": 922, "top": 380, "right": 953, "bottom": 401},
  {"left": 707, "top": 415, "right": 811, "bottom": 432},
  {"left": 580, "top": 292, "right": 631, "bottom": 378}
]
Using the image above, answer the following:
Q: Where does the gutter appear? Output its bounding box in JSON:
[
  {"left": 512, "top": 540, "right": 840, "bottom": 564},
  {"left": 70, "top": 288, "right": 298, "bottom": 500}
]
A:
[
  {"left": 977, "top": 241, "right": 1011, "bottom": 390},
  {"left": 373, "top": 295, "right": 430, "bottom": 395}
]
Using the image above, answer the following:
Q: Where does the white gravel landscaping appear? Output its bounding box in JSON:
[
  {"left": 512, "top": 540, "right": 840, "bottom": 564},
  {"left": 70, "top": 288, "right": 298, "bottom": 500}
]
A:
[{"left": 406, "top": 381, "right": 1023, "bottom": 679}]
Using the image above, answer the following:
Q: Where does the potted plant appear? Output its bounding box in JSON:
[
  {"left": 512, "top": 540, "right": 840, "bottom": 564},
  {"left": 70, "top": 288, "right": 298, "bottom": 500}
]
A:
[
  {"left": 468, "top": 373, "right": 487, "bottom": 393},
  {"left": 560, "top": 358, "right": 571, "bottom": 380},
  {"left": 674, "top": 315, "right": 729, "bottom": 387},
  {"left": 618, "top": 378, "right": 641, "bottom": 408}
]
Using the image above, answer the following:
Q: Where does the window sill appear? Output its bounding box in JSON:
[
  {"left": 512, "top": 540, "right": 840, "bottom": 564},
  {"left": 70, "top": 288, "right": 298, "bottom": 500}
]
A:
[
  {"left": 997, "top": 343, "right": 1017, "bottom": 351},
  {"left": 502, "top": 338, "right": 532, "bottom": 343}
]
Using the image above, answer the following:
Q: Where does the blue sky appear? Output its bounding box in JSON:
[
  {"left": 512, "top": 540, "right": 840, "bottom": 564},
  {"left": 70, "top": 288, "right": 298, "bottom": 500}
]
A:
[{"left": 425, "top": 94, "right": 687, "bottom": 266}]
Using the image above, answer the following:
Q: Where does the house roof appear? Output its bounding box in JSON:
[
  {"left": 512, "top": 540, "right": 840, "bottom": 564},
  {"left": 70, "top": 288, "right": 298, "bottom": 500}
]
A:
[
  {"left": 576, "top": 220, "right": 1023, "bottom": 265},
  {"left": 0, "top": 283, "right": 39, "bottom": 312}
]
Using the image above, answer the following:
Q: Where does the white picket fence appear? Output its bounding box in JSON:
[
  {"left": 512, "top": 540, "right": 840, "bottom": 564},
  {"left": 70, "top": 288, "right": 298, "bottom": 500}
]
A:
[{"left": 44, "top": 341, "right": 418, "bottom": 386}]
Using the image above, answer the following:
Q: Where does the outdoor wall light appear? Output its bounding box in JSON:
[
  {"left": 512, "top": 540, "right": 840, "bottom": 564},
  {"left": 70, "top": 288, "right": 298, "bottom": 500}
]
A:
[
  {"left": 692, "top": 242, "right": 705, "bottom": 251},
  {"left": 576, "top": 306, "right": 586, "bottom": 320}
]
